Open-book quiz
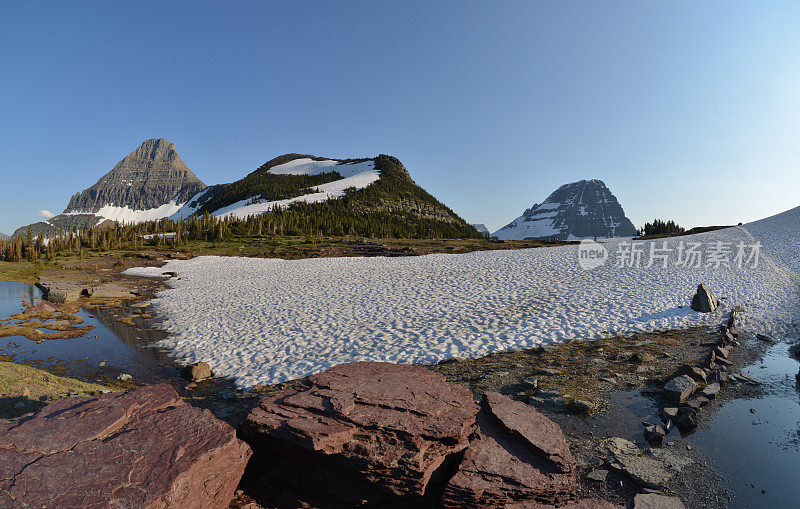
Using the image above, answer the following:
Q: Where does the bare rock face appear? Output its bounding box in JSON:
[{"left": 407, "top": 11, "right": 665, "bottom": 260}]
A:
[
  {"left": 0, "top": 384, "right": 251, "bottom": 508},
  {"left": 242, "top": 361, "right": 479, "bottom": 506},
  {"left": 442, "top": 392, "right": 578, "bottom": 507}
]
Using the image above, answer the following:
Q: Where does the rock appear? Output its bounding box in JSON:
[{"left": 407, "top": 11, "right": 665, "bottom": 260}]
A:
[
  {"left": 675, "top": 409, "right": 698, "bottom": 432},
  {"left": 243, "top": 362, "right": 479, "bottom": 506},
  {"left": 644, "top": 424, "right": 666, "bottom": 446},
  {"left": 163, "top": 271, "right": 178, "bottom": 278},
  {"left": 586, "top": 469, "right": 609, "bottom": 482},
  {"left": 690, "top": 284, "right": 718, "bottom": 313},
  {"left": 633, "top": 493, "right": 686, "bottom": 508},
  {"left": 597, "top": 437, "right": 672, "bottom": 489},
  {"left": 789, "top": 342, "right": 800, "bottom": 361},
  {"left": 522, "top": 376, "right": 540, "bottom": 389},
  {"left": 662, "top": 407, "right": 679, "bottom": 423},
  {"left": 633, "top": 352, "right": 656, "bottom": 363},
  {"left": 218, "top": 389, "right": 236, "bottom": 400},
  {"left": 663, "top": 375, "right": 697, "bottom": 403},
  {"left": 535, "top": 367, "right": 561, "bottom": 376},
  {"left": 675, "top": 365, "right": 707, "bottom": 384},
  {"left": 0, "top": 384, "right": 250, "bottom": 508},
  {"left": 185, "top": 382, "right": 198, "bottom": 389},
  {"left": 701, "top": 382, "right": 720, "bottom": 399},
  {"left": 24, "top": 300, "right": 58, "bottom": 314},
  {"left": 182, "top": 361, "right": 213, "bottom": 381},
  {"left": 116, "top": 373, "right": 133, "bottom": 382},
  {"left": 566, "top": 399, "right": 596, "bottom": 415},
  {"left": 442, "top": 392, "right": 578, "bottom": 507}
]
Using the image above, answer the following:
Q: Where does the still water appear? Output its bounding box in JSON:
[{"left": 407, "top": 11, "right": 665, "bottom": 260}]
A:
[{"left": 0, "top": 280, "right": 178, "bottom": 382}]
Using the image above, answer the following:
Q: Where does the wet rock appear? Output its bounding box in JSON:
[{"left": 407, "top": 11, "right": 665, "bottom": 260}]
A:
[
  {"left": 675, "top": 365, "right": 707, "bottom": 384},
  {"left": 0, "top": 384, "right": 251, "bottom": 508},
  {"left": 182, "top": 361, "right": 213, "bottom": 381},
  {"left": 597, "top": 437, "right": 671, "bottom": 489},
  {"left": 116, "top": 373, "right": 133, "bottom": 381},
  {"left": 566, "top": 399, "right": 596, "bottom": 415},
  {"left": 683, "top": 396, "right": 709, "bottom": 411},
  {"left": 529, "top": 389, "right": 567, "bottom": 412},
  {"left": 756, "top": 333, "right": 774, "bottom": 343},
  {"left": 243, "top": 362, "right": 479, "bottom": 506},
  {"left": 690, "top": 284, "right": 718, "bottom": 313},
  {"left": 644, "top": 424, "right": 666, "bottom": 446},
  {"left": 633, "top": 492, "right": 686, "bottom": 508},
  {"left": 662, "top": 407, "right": 678, "bottom": 423},
  {"left": 675, "top": 409, "right": 698, "bottom": 432},
  {"left": 663, "top": 375, "right": 697, "bottom": 403},
  {"left": 701, "top": 382, "right": 720, "bottom": 399},
  {"left": 24, "top": 300, "right": 58, "bottom": 314},
  {"left": 442, "top": 392, "right": 578, "bottom": 507}
]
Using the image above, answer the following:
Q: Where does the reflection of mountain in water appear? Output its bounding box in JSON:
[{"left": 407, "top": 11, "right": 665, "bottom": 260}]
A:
[{"left": 85, "top": 304, "right": 172, "bottom": 365}]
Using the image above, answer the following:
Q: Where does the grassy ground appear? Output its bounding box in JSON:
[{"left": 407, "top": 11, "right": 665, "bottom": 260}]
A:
[
  {"left": 0, "top": 260, "right": 52, "bottom": 284},
  {"left": 0, "top": 361, "right": 112, "bottom": 418}
]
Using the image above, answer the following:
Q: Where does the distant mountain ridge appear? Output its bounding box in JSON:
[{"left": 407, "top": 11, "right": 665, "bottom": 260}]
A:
[
  {"left": 14, "top": 139, "right": 206, "bottom": 238},
  {"left": 0, "top": 232, "right": 9, "bottom": 241},
  {"left": 493, "top": 179, "right": 637, "bottom": 240}
]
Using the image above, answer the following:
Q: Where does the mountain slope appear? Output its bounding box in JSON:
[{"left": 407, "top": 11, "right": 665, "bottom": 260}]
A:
[
  {"left": 174, "top": 154, "right": 479, "bottom": 237},
  {"left": 493, "top": 179, "right": 636, "bottom": 240},
  {"left": 14, "top": 139, "right": 205, "bottom": 238},
  {"left": 0, "top": 232, "right": 9, "bottom": 241}
]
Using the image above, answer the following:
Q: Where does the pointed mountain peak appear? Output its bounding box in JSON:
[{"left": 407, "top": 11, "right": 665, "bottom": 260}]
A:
[{"left": 123, "top": 138, "right": 185, "bottom": 168}]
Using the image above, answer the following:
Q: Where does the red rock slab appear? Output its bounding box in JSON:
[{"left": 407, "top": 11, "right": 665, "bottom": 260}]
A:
[
  {"left": 0, "top": 383, "right": 251, "bottom": 509},
  {"left": 506, "top": 499, "right": 624, "bottom": 508},
  {"left": 243, "top": 361, "right": 479, "bottom": 506},
  {"left": 442, "top": 392, "right": 578, "bottom": 508}
]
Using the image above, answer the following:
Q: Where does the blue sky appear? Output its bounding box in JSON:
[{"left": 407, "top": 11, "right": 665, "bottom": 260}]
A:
[{"left": 1, "top": 1, "right": 799, "bottom": 235}]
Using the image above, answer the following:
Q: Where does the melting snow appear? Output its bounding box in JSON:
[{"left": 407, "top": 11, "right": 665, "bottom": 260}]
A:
[{"left": 126, "top": 206, "right": 800, "bottom": 388}]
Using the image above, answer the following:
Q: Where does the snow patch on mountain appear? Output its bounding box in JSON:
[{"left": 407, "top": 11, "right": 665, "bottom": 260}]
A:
[{"left": 213, "top": 159, "right": 379, "bottom": 220}]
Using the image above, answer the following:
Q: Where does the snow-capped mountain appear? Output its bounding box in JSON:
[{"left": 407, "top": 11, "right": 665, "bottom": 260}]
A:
[
  {"left": 15, "top": 139, "right": 205, "bottom": 238},
  {"left": 471, "top": 224, "right": 490, "bottom": 235},
  {"left": 492, "top": 179, "right": 637, "bottom": 240}
]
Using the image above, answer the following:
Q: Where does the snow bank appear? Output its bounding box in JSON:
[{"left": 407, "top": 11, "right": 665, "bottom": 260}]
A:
[{"left": 126, "top": 206, "right": 800, "bottom": 388}]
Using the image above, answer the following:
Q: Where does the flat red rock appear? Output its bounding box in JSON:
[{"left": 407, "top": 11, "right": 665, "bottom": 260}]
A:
[{"left": 0, "top": 383, "right": 251, "bottom": 509}]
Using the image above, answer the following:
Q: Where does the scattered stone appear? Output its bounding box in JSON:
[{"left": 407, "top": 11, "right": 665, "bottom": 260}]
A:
[
  {"left": 98, "top": 361, "right": 106, "bottom": 367},
  {"left": 733, "top": 372, "right": 763, "bottom": 385},
  {"left": 597, "top": 437, "right": 671, "bottom": 489},
  {"left": 662, "top": 407, "right": 679, "bottom": 423},
  {"left": 567, "top": 399, "right": 596, "bottom": 415},
  {"left": 663, "top": 375, "right": 697, "bottom": 403},
  {"left": 185, "top": 382, "right": 198, "bottom": 389},
  {"left": 644, "top": 424, "right": 666, "bottom": 446},
  {"left": 182, "top": 361, "right": 213, "bottom": 381},
  {"left": 586, "top": 469, "right": 609, "bottom": 482},
  {"left": 633, "top": 492, "right": 686, "bottom": 508},
  {"left": 633, "top": 352, "right": 656, "bottom": 363},
  {"left": 0, "top": 384, "right": 251, "bottom": 508},
  {"left": 675, "top": 365, "right": 707, "bottom": 384},
  {"left": 522, "top": 376, "right": 539, "bottom": 389},
  {"left": 701, "top": 382, "right": 720, "bottom": 399},
  {"left": 116, "top": 373, "right": 133, "bottom": 382},
  {"left": 535, "top": 367, "right": 561, "bottom": 376},
  {"left": 690, "top": 284, "right": 718, "bottom": 313}
]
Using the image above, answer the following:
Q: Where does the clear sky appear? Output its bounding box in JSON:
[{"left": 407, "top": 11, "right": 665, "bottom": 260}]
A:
[{"left": 1, "top": 1, "right": 799, "bottom": 235}]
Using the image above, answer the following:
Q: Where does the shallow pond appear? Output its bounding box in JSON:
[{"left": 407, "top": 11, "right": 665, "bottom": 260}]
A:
[{"left": 0, "top": 280, "right": 179, "bottom": 383}]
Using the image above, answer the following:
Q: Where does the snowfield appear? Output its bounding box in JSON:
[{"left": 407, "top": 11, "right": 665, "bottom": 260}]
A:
[
  {"left": 127, "top": 206, "right": 800, "bottom": 388},
  {"left": 213, "top": 158, "right": 379, "bottom": 220}
]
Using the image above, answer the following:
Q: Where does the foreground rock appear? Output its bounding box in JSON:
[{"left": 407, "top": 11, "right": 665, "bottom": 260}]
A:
[
  {"left": 597, "top": 437, "right": 672, "bottom": 489},
  {"left": 183, "top": 361, "right": 213, "bottom": 381},
  {"left": 442, "top": 392, "right": 577, "bottom": 507},
  {"left": 0, "top": 384, "right": 251, "bottom": 508},
  {"left": 633, "top": 493, "right": 686, "bottom": 508},
  {"left": 243, "top": 362, "right": 586, "bottom": 508},
  {"left": 690, "top": 284, "right": 718, "bottom": 313}
]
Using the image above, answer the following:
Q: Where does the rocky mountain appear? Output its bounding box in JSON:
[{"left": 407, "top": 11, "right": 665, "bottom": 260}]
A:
[
  {"left": 14, "top": 139, "right": 205, "bottom": 238},
  {"left": 471, "top": 223, "right": 489, "bottom": 235},
  {"left": 492, "top": 179, "right": 637, "bottom": 240}
]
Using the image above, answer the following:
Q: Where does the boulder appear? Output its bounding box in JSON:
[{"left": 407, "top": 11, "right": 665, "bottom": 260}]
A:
[
  {"left": 242, "top": 362, "right": 479, "bottom": 506},
  {"left": 701, "top": 382, "right": 720, "bottom": 399},
  {"left": 675, "top": 365, "right": 707, "bottom": 384},
  {"left": 690, "top": 284, "right": 718, "bottom": 313},
  {"left": 0, "top": 384, "right": 251, "bottom": 508},
  {"left": 633, "top": 493, "right": 686, "bottom": 508},
  {"left": 663, "top": 375, "right": 697, "bottom": 403},
  {"left": 442, "top": 392, "right": 578, "bottom": 507},
  {"left": 597, "top": 437, "right": 672, "bottom": 489},
  {"left": 183, "top": 361, "right": 213, "bottom": 381},
  {"left": 24, "top": 300, "right": 58, "bottom": 314},
  {"left": 644, "top": 424, "right": 666, "bottom": 446}
]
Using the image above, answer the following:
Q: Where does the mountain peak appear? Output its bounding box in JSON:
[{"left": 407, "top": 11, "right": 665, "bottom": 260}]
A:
[
  {"left": 122, "top": 138, "right": 187, "bottom": 170},
  {"left": 493, "top": 179, "right": 636, "bottom": 240}
]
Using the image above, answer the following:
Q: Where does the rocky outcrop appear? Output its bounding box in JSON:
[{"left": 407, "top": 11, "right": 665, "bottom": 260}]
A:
[
  {"left": 442, "top": 392, "right": 577, "bottom": 507},
  {"left": 243, "top": 362, "right": 585, "bottom": 508},
  {"left": 690, "top": 284, "right": 719, "bottom": 313},
  {"left": 493, "top": 179, "right": 637, "bottom": 240},
  {"left": 0, "top": 384, "right": 251, "bottom": 508}
]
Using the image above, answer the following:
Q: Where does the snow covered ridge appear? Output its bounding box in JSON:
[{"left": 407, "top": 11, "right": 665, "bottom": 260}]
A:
[
  {"left": 62, "top": 200, "right": 189, "bottom": 225},
  {"left": 209, "top": 158, "right": 379, "bottom": 220},
  {"left": 493, "top": 179, "right": 637, "bottom": 240},
  {"left": 126, "top": 205, "right": 800, "bottom": 388}
]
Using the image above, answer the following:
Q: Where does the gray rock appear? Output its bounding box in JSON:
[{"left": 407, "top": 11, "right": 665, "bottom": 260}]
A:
[
  {"left": 662, "top": 407, "right": 678, "bottom": 422},
  {"left": 116, "top": 373, "right": 133, "bottom": 382},
  {"left": 586, "top": 469, "right": 608, "bottom": 482},
  {"left": 690, "top": 284, "right": 718, "bottom": 313},
  {"left": 701, "top": 382, "right": 720, "bottom": 399},
  {"left": 597, "top": 437, "right": 672, "bottom": 489},
  {"left": 663, "top": 375, "right": 697, "bottom": 403},
  {"left": 522, "top": 377, "right": 539, "bottom": 389}
]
